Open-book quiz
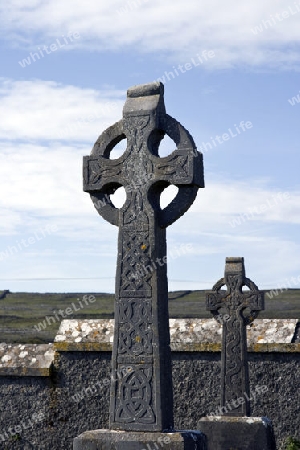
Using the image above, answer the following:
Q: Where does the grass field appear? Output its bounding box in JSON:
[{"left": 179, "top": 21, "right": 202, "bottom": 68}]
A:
[{"left": 0, "top": 289, "right": 299, "bottom": 344}]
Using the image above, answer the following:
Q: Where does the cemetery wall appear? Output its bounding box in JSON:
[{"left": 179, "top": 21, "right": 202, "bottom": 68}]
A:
[{"left": 0, "top": 319, "right": 299, "bottom": 450}]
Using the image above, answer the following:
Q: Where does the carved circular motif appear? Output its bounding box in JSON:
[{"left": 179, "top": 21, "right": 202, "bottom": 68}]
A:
[
  {"left": 209, "top": 277, "right": 261, "bottom": 325},
  {"left": 88, "top": 114, "right": 201, "bottom": 228}
]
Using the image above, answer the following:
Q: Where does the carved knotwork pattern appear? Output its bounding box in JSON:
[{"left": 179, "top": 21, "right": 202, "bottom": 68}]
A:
[
  {"left": 120, "top": 191, "right": 153, "bottom": 296},
  {"left": 120, "top": 230, "right": 152, "bottom": 296},
  {"left": 118, "top": 299, "right": 153, "bottom": 356},
  {"left": 123, "top": 191, "right": 148, "bottom": 227},
  {"left": 224, "top": 316, "right": 243, "bottom": 401},
  {"left": 115, "top": 366, "right": 155, "bottom": 424},
  {"left": 156, "top": 154, "right": 190, "bottom": 181},
  {"left": 87, "top": 159, "right": 123, "bottom": 187},
  {"left": 123, "top": 115, "right": 150, "bottom": 155}
]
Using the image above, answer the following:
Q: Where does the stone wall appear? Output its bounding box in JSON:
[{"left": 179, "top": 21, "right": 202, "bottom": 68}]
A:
[{"left": 0, "top": 319, "right": 299, "bottom": 450}]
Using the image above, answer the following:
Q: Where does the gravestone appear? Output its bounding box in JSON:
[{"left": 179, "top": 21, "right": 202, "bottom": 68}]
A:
[
  {"left": 207, "top": 256, "right": 263, "bottom": 416},
  {"left": 198, "top": 257, "right": 276, "bottom": 450},
  {"left": 73, "top": 81, "right": 206, "bottom": 449}
]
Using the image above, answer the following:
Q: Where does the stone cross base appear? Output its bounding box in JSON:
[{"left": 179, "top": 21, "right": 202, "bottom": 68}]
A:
[
  {"left": 73, "top": 430, "right": 207, "bottom": 450},
  {"left": 198, "top": 416, "right": 276, "bottom": 450}
]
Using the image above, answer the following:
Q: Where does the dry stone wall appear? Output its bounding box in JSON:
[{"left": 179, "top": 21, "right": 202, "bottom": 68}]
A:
[{"left": 0, "top": 319, "right": 299, "bottom": 450}]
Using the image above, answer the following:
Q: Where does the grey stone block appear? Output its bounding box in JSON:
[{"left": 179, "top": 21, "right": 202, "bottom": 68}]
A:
[
  {"left": 73, "top": 430, "right": 207, "bottom": 450},
  {"left": 198, "top": 416, "right": 276, "bottom": 450}
]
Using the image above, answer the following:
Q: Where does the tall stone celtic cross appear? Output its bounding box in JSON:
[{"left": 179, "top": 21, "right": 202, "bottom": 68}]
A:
[
  {"left": 206, "top": 257, "right": 264, "bottom": 416},
  {"left": 83, "top": 82, "right": 204, "bottom": 431}
]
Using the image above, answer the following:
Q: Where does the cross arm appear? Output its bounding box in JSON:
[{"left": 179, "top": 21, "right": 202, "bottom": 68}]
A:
[
  {"left": 206, "top": 280, "right": 227, "bottom": 312},
  {"left": 152, "top": 114, "right": 204, "bottom": 188},
  {"left": 150, "top": 114, "right": 204, "bottom": 227},
  {"left": 83, "top": 155, "right": 125, "bottom": 193}
]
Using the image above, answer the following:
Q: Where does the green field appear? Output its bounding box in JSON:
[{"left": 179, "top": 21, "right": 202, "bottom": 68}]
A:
[{"left": 0, "top": 289, "right": 299, "bottom": 344}]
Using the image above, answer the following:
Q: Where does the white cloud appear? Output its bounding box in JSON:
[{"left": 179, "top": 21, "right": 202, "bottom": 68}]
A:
[
  {"left": 0, "top": 141, "right": 127, "bottom": 243},
  {"left": 0, "top": 78, "right": 299, "bottom": 240},
  {"left": 0, "top": 79, "right": 130, "bottom": 241},
  {"left": 168, "top": 235, "right": 300, "bottom": 290},
  {"left": 191, "top": 180, "right": 300, "bottom": 225},
  {"left": 0, "top": 78, "right": 124, "bottom": 141},
  {"left": 1, "top": 0, "right": 300, "bottom": 68},
  {"left": 162, "top": 179, "right": 300, "bottom": 288},
  {"left": 161, "top": 179, "right": 300, "bottom": 232}
]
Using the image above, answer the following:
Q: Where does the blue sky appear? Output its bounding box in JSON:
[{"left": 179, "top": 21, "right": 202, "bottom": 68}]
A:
[{"left": 0, "top": 0, "right": 300, "bottom": 293}]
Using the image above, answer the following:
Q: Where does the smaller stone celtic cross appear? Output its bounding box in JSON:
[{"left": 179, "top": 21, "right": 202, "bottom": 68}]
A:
[{"left": 206, "top": 257, "right": 264, "bottom": 416}]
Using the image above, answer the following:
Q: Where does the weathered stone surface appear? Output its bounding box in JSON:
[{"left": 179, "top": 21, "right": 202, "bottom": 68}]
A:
[
  {"left": 54, "top": 319, "right": 114, "bottom": 351},
  {"left": 0, "top": 349, "right": 298, "bottom": 449},
  {"left": 0, "top": 343, "right": 54, "bottom": 376},
  {"left": 82, "top": 81, "right": 204, "bottom": 432},
  {"left": 0, "top": 318, "right": 297, "bottom": 377},
  {"left": 206, "top": 257, "right": 264, "bottom": 417},
  {"left": 198, "top": 416, "right": 276, "bottom": 450},
  {"left": 54, "top": 318, "right": 299, "bottom": 352},
  {"left": 247, "top": 319, "right": 297, "bottom": 344},
  {"left": 73, "top": 430, "right": 207, "bottom": 450}
]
